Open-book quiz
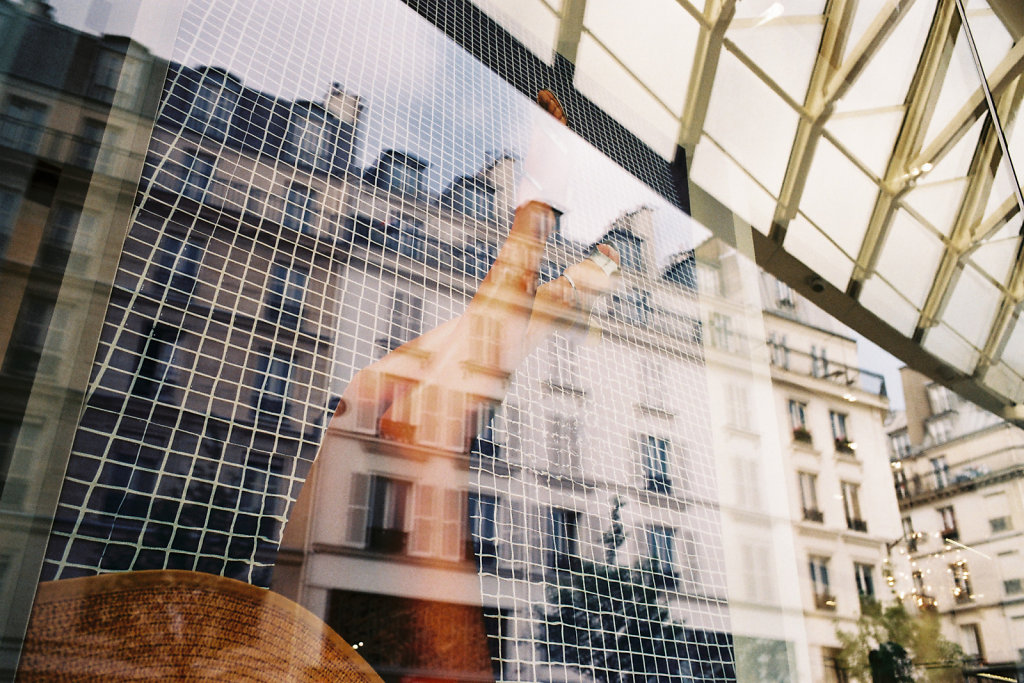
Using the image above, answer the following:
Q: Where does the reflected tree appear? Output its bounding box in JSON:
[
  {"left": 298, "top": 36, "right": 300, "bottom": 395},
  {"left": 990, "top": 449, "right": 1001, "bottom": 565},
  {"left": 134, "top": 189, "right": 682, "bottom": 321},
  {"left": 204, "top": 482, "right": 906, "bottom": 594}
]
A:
[{"left": 536, "top": 499, "right": 734, "bottom": 682}]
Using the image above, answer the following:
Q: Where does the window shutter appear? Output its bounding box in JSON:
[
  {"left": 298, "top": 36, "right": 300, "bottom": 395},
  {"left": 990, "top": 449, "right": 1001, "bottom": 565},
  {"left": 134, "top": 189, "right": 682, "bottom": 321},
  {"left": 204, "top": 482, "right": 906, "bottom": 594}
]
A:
[
  {"left": 355, "top": 371, "right": 381, "bottom": 433},
  {"left": 344, "top": 472, "right": 371, "bottom": 547},
  {"left": 410, "top": 484, "right": 437, "bottom": 555},
  {"left": 441, "top": 489, "right": 465, "bottom": 559}
]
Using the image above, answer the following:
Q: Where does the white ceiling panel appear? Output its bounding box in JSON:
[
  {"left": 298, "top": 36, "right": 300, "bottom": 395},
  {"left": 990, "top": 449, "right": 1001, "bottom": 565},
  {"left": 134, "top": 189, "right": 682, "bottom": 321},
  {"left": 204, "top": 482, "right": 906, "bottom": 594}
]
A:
[
  {"left": 703, "top": 51, "right": 801, "bottom": 196},
  {"left": 797, "top": 137, "right": 877, "bottom": 258},
  {"left": 726, "top": 19, "right": 822, "bottom": 105},
  {"left": 785, "top": 214, "right": 854, "bottom": 290},
  {"left": 583, "top": 0, "right": 698, "bottom": 115},
  {"left": 859, "top": 275, "right": 921, "bottom": 337},
  {"left": 826, "top": 107, "right": 903, "bottom": 178},
  {"left": 691, "top": 135, "right": 779, "bottom": 234},
  {"left": 944, "top": 263, "right": 1002, "bottom": 348},
  {"left": 922, "top": 322, "right": 981, "bottom": 374},
  {"left": 874, "top": 209, "right": 945, "bottom": 308},
  {"left": 901, "top": 178, "right": 968, "bottom": 237}
]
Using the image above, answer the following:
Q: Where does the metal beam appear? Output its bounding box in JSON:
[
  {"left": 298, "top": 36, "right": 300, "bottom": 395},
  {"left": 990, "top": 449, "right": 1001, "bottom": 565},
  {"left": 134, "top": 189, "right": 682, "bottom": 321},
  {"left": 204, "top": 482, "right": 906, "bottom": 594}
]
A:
[
  {"left": 769, "top": 0, "right": 855, "bottom": 243},
  {"left": 678, "top": 0, "right": 736, "bottom": 152},
  {"left": 908, "top": 36, "right": 1024, "bottom": 174},
  {"left": 555, "top": 0, "right": 588, "bottom": 65},
  {"left": 849, "top": 0, "right": 960, "bottom": 292},
  {"left": 823, "top": 0, "right": 918, "bottom": 108},
  {"left": 914, "top": 79, "right": 1022, "bottom": 341},
  {"left": 988, "top": 0, "right": 1024, "bottom": 41}
]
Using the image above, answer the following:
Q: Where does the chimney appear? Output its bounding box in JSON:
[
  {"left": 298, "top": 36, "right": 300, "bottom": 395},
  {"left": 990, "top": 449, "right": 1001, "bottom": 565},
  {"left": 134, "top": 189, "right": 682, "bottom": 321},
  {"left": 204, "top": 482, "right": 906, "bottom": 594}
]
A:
[{"left": 325, "top": 82, "right": 362, "bottom": 126}]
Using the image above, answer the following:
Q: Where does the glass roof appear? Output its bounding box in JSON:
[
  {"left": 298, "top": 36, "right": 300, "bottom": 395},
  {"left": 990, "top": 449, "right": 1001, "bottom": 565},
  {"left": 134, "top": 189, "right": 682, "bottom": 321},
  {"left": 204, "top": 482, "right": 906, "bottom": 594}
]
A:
[{"left": 472, "top": 0, "right": 1024, "bottom": 420}]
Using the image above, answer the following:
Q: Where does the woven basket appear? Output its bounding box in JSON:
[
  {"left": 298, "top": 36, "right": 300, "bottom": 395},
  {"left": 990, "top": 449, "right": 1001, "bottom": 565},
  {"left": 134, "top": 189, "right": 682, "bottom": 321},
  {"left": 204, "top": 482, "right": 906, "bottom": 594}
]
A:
[{"left": 18, "top": 569, "right": 384, "bottom": 682}]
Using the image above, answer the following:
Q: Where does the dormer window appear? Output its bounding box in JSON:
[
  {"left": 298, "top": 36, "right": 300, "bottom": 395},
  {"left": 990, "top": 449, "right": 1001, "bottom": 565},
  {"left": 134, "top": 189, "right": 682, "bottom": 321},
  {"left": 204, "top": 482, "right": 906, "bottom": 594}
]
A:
[
  {"left": 287, "top": 104, "right": 338, "bottom": 171},
  {"left": 366, "top": 150, "right": 428, "bottom": 199},
  {"left": 444, "top": 177, "right": 496, "bottom": 222},
  {"left": 605, "top": 229, "right": 645, "bottom": 272},
  {"left": 187, "top": 69, "right": 240, "bottom": 141}
]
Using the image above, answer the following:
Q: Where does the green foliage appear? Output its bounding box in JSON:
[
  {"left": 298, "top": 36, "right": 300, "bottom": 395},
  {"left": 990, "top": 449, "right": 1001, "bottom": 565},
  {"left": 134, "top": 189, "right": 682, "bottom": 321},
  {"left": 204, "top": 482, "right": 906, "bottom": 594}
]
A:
[{"left": 835, "top": 598, "right": 965, "bottom": 682}]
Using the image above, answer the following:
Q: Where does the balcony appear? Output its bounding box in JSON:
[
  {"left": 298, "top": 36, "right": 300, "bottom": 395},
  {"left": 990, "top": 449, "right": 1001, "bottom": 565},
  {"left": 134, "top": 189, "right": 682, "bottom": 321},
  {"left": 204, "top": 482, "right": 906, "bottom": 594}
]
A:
[
  {"left": 847, "top": 518, "right": 868, "bottom": 533},
  {"left": 768, "top": 343, "right": 887, "bottom": 399},
  {"left": 941, "top": 527, "right": 960, "bottom": 543},
  {"left": 803, "top": 508, "right": 824, "bottom": 523},
  {"left": 953, "top": 588, "right": 974, "bottom": 604},
  {"left": 834, "top": 438, "right": 857, "bottom": 455},
  {"left": 366, "top": 527, "right": 408, "bottom": 554},
  {"left": 894, "top": 452, "right": 1024, "bottom": 506},
  {"left": 815, "top": 593, "right": 837, "bottom": 610},
  {"left": 792, "top": 427, "right": 813, "bottom": 444},
  {"left": 914, "top": 593, "right": 938, "bottom": 611}
]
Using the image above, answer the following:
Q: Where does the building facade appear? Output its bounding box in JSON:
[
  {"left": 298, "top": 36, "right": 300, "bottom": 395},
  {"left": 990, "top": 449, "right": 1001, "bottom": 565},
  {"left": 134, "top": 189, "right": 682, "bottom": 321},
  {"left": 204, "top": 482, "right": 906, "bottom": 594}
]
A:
[{"left": 888, "top": 366, "right": 1024, "bottom": 680}]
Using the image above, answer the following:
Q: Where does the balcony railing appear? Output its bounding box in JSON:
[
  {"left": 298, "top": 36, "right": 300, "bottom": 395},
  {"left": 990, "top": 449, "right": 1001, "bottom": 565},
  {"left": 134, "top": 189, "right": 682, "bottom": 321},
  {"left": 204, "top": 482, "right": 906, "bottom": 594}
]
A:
[
  {"left": 914, "top": 593, "right": 938, "bottom": 611},
  {"left": 847, "top": 518, "right": 868, "bottom": 533},
  {"left": 803, "top": 508, "right": 824, "bottom": 523},
  {"left": 0, "top": 115, "right": 140, "bottom": 176},
  {"left": 894, "top": 454, "right": 1024, "bottom": 503},
  {"left": 941, "top": 527, "right": 960, "bottom": 542},
  {"left": 814, "top": 593, "right": 837, "bottom": 610},
  {"left": 768, "top": 343, "right": 887, "bottom": 398}
]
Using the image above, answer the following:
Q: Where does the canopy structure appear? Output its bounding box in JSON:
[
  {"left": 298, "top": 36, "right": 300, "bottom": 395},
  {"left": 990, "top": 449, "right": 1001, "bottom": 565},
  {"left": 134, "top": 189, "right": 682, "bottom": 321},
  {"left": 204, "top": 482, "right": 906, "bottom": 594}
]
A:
[{"left": 467, "top": 0, "right": 1024, "bottom": 422}]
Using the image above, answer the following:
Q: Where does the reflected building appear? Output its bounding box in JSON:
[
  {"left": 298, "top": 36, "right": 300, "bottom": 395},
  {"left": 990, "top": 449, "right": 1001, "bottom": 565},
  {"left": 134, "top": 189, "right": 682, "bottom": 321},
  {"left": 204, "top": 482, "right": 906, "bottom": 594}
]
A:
[
  {"left": 275, "top": 156, "right": 735, "bottom": 681},
  {"left": 40, "top": 61, "right": 363, "bottom": 586},
  {"left": 887, "top": 367, "right": 1024, "bottom": 680},
  {"left": 697, "top": 250, "right": 900, "bottom": 682},
  {"left": 0, "top": 1, "right": 163, "bottom": 670}
]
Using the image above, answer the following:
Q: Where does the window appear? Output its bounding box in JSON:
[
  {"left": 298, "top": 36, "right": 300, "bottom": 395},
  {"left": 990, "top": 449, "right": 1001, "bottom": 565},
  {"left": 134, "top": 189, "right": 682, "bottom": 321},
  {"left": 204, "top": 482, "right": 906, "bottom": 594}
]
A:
[
  {"left": 607, "top": 231, "right": 644, "bottom": 272},
  {"left": 253, "top": 352, "right": 291, "bottom": 418},
  {"left": 356, "top": 474, "right": 410, "bottom": 554},
  {"left": 696, "top": 263, "right": 722, "bottom": 296},
  {"left": 0, "top": 422, "right": 41, "bottom": 511},
  {"left": 789, "top": 400, "right": 810, "bottom": 441},
  {"left": 889, "top": 430, "right": 911, "bottom": 459},
  {"left": 926, "top": 384, "right": 954, "bottom": 414},
  {"left": 449, "top": 180, "right": 496, "bottom": 222},
  {"left": 609, "top": 288, "right": 651, "bottom": 325},
  {"left": 733, "top": 456, "right": 762, "bottom": 510},
  {"left": 811, "top": 346, "right": 830, "bottom": 378},
  {"left": 154, "top": 235, "right": 202, "bottom": 300},
  {"left": 951, "top": 561, "right": 973, "bottom": 603},
  {"left": 724, "top": 382, "right": 750, "bottom": 430},
  {"left": 854, "top": 563, "right": 875, "bottom": 598},
  {"left": 641, "top": 436, "right": 671, "bottom": 494},
  {"left": 287, "top": 107, "right": 336, "bottom": 169},
  {"left": 938, "top": 505, "right": 958, "bottom": 541},
  {"left": 831, "top": 411, "right": 854, "bottom": 453},
  {"left": 265, "top": 264, "right": 307, "bottom": 329},
  {"left": 132, "top": 324, "right": 184, "bottom": 399},
  {"left": 809, "top": 556, "right": 834, "bottom": 609},
  {"left": 0, "top": 187, "right": 19, "bottom": 256},
  {"left": 930, "top": 456, "right": 950, "bottom": 489},
  {"left": 546, "top": 507, "right": 578, "bottom": 570},
  {"left": 0, "top": 97, "right": 48, "bottom": 152},
  {"left": 73, "top": 118, "right": 106, "bottom": 169},
  {"left": 893, "top": 467, "right": 909, "bottom": 499},
  {"left": 647, "top": 526, "right": 675, "bottom": 576},
  {"left": 984, "top": 491, "right": 1012, "bottom": 533},
  {"left": 548, "top": 415, "right": 581, "bottom": 474},
  {"left": 385, "top": 214, "right": 426, "bottom": 260},
  {"left": 378, "top": 289, "right": 422, "bottom": 351},
  {"left": 902, "top": 516, "right": 918, "bottom": 552},
  {"left": 775, "top": 279, "right": 795, "bottom": 307},
  {"left": 410, "top": 485, "right": 464, "bottom": 559},
  {"left": 37, "top": 204, "right": 79, "bottom": 268},
  {"left": 708, "top": 312, "right": 733, "bottom": 351},
  {"left": 960, "top": 624, "right": 982, "bottom": 661},
  {"left": 283, "top": 183, "right": 319, "bottom": 233},
  {"left": 926, "top": 414, "right": 955, "bottom": 444},
  {"left": 179, "top": 151, "right": 215, "bottom": 202},
  {"left": 468, "top": 492, "right": 499, "bottom": 569},
  {"left": 468, "top": 313, "right": 500, "bottom": 369},
  {"left": 90, "top": 50, "right": 123, "bottom": 102},
  {"left": 769, "top": 333, "right": 790, "bottom": 369},
  {"left": 3, "top": 297, "right": 55, "bottom": 377},
  {"left": 549, "top": 334, "right": 581, "bottom": 390},
  {"left": 798, "top": 471, "right": 821, "bottom": 522},
  {"left": 841, "top": 481, "right": 866, "bottom": 532},
  {"left": 998, "top": 551, "right": 1022, "bottom": 595},
  {"left": 188, "top": 72, "right": 239, "bottom": 140}
]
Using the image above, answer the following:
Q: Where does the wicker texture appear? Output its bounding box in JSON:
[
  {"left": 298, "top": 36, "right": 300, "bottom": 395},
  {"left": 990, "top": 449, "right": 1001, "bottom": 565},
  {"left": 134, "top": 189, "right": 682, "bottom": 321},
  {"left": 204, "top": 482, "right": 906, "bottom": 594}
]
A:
[{"left": 18, "top": 570, "right": 384, "bottom": 682}]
